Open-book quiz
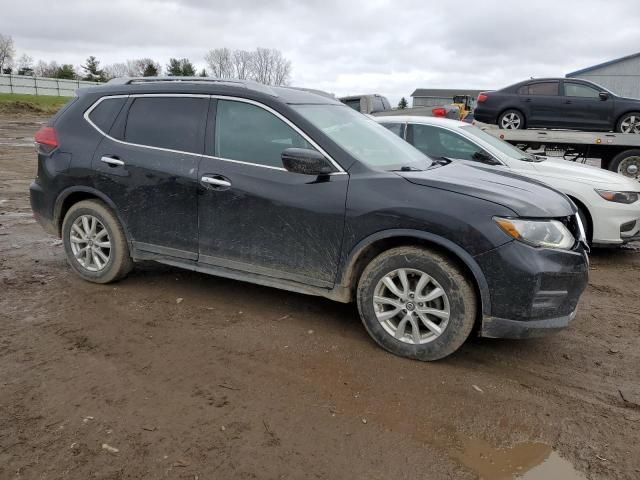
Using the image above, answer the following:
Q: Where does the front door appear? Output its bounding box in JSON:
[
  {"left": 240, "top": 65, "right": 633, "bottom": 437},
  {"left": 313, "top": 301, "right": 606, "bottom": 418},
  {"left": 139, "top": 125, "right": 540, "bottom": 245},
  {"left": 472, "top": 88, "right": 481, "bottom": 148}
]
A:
[
  {"left": 91, "top": 95, "right": 209, "bottom": 259},
  {"left": 197, "top": 98, "right": 348, "bottom": 287},
  {"left": 560, "top": 81, "right": 613, "bottom": 130}
]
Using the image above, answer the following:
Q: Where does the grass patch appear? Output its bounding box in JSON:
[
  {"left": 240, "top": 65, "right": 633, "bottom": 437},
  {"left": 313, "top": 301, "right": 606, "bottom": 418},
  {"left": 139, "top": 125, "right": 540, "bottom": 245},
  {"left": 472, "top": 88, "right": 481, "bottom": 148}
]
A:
[{"left": 0, "top": 93, "right": 72, "bottom": 114}]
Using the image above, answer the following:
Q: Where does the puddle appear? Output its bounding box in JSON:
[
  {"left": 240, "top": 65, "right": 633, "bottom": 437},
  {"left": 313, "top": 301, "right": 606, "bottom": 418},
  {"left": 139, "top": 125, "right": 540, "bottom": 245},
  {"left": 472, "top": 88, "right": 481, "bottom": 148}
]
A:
[{"left": 457, "top": 439, "right": 586, "bottom": 479}]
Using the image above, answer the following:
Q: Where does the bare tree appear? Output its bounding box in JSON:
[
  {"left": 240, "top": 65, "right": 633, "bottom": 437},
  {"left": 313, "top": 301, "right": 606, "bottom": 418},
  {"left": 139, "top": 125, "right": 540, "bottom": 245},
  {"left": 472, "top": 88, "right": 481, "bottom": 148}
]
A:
[
  {"left": 204, "top": 48, "right": 233, "bottom": 78},
  {"left": 34, "top": 60, "right": 60, "bottom": 78},
  {"left": 248, "top": 48, "right": 291, "bottom": 86},
  {"left": 0, "top": 33, "right": 16, "bottom": 73},
  {"left": 17, "top": 54, "right": 34, "bottom": 75},
  {"left": 271, "top": 50, "right": 291, "bottom": 86},
  {"left": 104, "top": 62, "right": 129, "bottom": 79},
  {"left": 231, "top": 49, "right": 253, "bottom": 80}
]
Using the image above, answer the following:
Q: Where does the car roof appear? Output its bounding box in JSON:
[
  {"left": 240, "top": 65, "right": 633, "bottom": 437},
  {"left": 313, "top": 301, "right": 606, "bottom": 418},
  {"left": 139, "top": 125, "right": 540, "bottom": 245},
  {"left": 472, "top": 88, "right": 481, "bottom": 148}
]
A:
[
  {"left": 374, "top": 115, "right": 468, "bottom": 128},
  {"left": 78, "top": 77, "right": 341, "bottom": 106}
]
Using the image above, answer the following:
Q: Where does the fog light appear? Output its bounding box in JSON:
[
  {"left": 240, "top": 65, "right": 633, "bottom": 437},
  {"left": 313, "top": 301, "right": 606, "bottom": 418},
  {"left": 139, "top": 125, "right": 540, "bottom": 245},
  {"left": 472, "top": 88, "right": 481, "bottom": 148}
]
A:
[{"left": 620, "top": 220, "right": 637, "bottom": 233}]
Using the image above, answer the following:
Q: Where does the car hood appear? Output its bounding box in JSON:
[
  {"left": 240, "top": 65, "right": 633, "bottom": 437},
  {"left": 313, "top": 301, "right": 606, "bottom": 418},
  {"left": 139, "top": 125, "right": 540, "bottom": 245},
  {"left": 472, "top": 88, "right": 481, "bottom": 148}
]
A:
[
  {"left": 398, "top": 161, "right": 575, "bottom": 217},
  {"left": 532, "top": 158, "right": 639, "bottom": 189}
]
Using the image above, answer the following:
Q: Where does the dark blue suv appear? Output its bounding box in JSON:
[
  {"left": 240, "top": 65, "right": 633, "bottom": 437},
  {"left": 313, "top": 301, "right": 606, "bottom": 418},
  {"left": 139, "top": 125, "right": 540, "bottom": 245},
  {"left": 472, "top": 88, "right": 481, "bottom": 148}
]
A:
[{"left": 30, "top": 78, "right": 589, "bottom": 361}]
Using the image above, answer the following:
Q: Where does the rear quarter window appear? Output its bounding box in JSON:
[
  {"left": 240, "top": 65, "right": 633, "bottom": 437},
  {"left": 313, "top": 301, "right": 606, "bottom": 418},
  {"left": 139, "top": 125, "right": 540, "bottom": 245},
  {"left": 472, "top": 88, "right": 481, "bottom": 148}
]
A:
[{"left": 87, "top": 97, "right": 127, "bottom": 134}]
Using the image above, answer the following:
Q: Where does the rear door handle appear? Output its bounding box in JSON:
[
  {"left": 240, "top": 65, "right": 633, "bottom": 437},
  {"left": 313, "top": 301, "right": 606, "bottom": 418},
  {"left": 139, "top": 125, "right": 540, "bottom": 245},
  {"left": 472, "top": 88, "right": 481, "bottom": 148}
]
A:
[
  {"left": 201, "top": 175, "right": 231, "bottom": 188},
  {"left": 100, "top": 156, "right": 125, "bottom": 167}
]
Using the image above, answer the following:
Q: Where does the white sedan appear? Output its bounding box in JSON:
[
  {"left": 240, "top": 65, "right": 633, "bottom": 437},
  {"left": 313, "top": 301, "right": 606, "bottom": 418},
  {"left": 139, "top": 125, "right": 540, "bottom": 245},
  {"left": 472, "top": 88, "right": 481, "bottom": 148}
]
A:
[{"left": 375, "top": 115, "right": 640, "bottom": 246}]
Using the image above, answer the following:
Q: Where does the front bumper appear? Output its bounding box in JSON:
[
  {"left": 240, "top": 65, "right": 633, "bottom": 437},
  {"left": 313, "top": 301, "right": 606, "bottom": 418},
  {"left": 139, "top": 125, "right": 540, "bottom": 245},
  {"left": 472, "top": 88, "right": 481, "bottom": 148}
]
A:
[
  {"left": 481, "top": 309, "right": 577, "bottom": 339},
  {"left": 475, "top": 240, "right": 588, "bottom": 338}
]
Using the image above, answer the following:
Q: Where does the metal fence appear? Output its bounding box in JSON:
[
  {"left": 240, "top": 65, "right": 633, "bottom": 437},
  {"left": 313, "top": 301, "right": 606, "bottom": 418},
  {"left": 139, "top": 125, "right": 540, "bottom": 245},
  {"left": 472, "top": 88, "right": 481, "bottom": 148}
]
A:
[{"left": 0, "top": 74, "right": 101, "bottom": 97}]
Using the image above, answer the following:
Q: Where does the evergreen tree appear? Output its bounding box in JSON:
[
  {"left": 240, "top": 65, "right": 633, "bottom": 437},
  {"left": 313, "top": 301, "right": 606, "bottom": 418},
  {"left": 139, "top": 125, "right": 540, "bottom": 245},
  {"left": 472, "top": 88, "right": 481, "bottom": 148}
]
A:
[
  {"left": 180, "top": 59, "right": 196, "bottom": 76},
  {"left": 56, "top": 64, "right": 77, "bottom": 80},
  {"left": 142, "top": 62, "right": 159, "bottom": 77},
  {"left": 198, "top": 68, "right": 207, "bottom": 77},
  {"left": 398, "top": 97, "right": 408, "bottom": 109},
  {"left": 81, "top": 56, "right": 106, "bottom": 82},
  {"left": 167, "top": 58, "right": 183, "bottom": 76}
]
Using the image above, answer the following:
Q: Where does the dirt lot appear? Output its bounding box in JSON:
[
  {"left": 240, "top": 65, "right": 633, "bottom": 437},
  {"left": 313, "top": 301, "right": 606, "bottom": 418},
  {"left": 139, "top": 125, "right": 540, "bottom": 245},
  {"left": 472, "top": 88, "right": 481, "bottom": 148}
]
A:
[{"left": 1, "top": 114, "right": 639, "bottom": 480}]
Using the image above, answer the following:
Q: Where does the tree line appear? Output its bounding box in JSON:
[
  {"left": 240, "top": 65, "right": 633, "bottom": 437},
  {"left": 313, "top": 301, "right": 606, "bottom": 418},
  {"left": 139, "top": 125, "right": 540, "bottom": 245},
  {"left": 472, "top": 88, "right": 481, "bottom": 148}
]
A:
[{"left": 0, "top": 34, "right": 292, "bottom": 86}]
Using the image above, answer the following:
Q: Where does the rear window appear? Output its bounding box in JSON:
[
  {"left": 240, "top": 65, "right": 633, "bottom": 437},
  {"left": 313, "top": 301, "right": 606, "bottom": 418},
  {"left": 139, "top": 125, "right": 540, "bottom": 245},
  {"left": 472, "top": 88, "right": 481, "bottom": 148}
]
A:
[
  {"left": 517, "top": 82, "right": 559, "bottom": 96},
  {"left": 88, "top": 97, "right": 126, "bottom": 133},
  {"left": 124, "top": 97, "right": 209, "bottom": 153},
  {"left": 342, "top": 99, "right": 361, "bottom": 111}
]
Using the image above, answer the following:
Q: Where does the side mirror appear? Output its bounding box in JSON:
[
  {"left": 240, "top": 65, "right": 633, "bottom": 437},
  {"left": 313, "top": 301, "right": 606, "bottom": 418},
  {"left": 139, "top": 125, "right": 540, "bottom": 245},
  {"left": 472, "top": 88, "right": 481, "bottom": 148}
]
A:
[
  {"left": 599, "top": 92, "right": 609, "bottom": 101},
  {"left": 281, "top": 148, "right": 335, "bottom": 175}
]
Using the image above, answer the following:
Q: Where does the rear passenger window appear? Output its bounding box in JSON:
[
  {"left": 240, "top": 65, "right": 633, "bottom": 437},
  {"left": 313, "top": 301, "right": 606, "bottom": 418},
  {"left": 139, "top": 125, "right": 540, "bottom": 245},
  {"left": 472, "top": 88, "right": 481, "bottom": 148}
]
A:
[
  {"left": 518, "top": 82, "right": 559, "bottom": 96},
  {"left": 215, "top": 100, "right": 314, "bottom": 168},
  {"left": 124, "top": 97, "right": 208, "bottom": 153},
  {"left": 88, "top": 97, "right": 126, "bottom": 134}
]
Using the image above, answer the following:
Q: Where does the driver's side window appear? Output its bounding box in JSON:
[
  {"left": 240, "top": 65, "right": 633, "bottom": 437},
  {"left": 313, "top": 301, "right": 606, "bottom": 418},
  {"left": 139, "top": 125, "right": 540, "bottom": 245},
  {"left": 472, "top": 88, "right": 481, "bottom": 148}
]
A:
[
  {"left": 406, "top": 124, "right": 493, "bottom": 163},
  {"left": 215, "top": 100, "right": 314, "bottom": 168}
]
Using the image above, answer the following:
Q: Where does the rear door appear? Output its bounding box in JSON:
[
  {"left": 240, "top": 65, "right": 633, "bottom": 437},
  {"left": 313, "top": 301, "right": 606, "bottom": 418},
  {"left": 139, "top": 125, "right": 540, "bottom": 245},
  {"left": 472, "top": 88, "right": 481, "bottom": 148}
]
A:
[
  {"left": 560, "top": 80, "right": 613, "bottom": 130},
  {"left": 91, "top": 94, "right": 208, "bottom": 259},
  {"left": 517, "top": 81, "right": 562, "bottom": 127},
  {"left": 196, "top": 98, "right": 349, "bottom": 287}
]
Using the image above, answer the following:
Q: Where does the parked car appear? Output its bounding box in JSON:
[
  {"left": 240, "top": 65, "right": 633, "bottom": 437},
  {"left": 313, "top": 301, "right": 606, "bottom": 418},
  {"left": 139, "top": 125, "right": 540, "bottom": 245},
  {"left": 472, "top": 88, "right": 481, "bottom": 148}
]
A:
[
  {"left": 376, "top": 115, "right": 640, "bottom": 246},
  {"left": 31, "top": 77, "right": 589, "bottom": 361},
  {"left": 474, "top": 78, "right": 640, "bottom": 133}
]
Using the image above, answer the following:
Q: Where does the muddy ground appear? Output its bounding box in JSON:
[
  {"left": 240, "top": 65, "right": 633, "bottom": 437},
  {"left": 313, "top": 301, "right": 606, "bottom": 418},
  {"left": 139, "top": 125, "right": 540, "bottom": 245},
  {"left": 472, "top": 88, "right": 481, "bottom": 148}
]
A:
[{"left": 0, "top": 114, "right": 639, "bottom": 480}]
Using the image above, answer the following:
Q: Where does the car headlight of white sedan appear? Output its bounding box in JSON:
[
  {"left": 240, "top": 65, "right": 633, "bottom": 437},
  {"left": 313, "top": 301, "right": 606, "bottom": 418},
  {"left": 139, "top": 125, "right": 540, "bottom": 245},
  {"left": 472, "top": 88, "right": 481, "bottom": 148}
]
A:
[{"left": 595, "top": 189, "right": 639, "bottom": 204}]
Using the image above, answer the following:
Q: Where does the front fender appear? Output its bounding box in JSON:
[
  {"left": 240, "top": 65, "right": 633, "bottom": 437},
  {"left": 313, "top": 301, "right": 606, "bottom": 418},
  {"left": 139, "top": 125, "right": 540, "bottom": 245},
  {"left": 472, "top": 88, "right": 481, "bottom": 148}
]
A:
[{"left": 339, "top": 228, "right": 492, "bottom": 316}]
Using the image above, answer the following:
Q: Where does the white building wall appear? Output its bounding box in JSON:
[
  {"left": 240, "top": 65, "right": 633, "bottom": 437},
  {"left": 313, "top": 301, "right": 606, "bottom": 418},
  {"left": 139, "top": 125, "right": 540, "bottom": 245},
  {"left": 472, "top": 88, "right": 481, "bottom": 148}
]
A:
[{"left": 568, "top": 55, "right": 640, "bottom": 99}]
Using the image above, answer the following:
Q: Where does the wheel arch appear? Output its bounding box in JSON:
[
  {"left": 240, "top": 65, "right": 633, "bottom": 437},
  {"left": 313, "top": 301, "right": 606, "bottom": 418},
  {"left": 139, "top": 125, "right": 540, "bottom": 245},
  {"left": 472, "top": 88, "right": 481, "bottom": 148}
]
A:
[
  {"left": 338, "top": 229, "right": 491, "bottom": 316},
  {"left": 54, "top": 186, "right": 132, "bottom": 242},
  {"left": 615, "top": 110, "right": 640, "bottom": 130}
]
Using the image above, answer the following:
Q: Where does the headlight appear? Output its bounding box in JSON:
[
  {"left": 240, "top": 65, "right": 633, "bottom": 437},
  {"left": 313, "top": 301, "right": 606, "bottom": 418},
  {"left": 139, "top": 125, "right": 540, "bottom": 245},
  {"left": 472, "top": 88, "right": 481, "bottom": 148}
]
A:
[
  {"left": 595, "top": 189, "right": 639, "bottom": 204},
  {"left": 494, "top": 217, "right": 575, "bottom": 249}
]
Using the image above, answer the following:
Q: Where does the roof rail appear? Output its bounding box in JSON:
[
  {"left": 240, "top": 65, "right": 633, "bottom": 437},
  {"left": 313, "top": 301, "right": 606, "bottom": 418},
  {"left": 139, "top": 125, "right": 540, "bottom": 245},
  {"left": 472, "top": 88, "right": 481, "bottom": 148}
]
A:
[{"left": 105, "top": 76, "right": 278, "bottom": 96}]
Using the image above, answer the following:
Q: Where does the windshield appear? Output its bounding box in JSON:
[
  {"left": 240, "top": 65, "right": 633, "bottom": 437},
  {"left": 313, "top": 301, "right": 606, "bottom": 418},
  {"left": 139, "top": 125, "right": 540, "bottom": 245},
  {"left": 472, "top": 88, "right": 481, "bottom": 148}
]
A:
[
  {"left": 461, "top": 125, "right": 544, "bottom": 162},
  {"left": 292, "top": 104, "right": 432, "bottom": 170}
]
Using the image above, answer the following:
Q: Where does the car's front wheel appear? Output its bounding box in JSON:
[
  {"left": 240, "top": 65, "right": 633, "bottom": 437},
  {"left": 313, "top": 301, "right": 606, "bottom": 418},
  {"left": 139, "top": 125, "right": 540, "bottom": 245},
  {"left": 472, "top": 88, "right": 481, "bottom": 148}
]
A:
[
  {"left": 62, "top": 199, "right": 133, "bottom": 283},
  {"left": 498, "top": 109, "right": 525, "bottom": 130},
  {"left": 616, "top": 112, "right": 640, "bottom": 134},
  {"left": 356, "top": 247, "right": 477, "bottom": 361}
]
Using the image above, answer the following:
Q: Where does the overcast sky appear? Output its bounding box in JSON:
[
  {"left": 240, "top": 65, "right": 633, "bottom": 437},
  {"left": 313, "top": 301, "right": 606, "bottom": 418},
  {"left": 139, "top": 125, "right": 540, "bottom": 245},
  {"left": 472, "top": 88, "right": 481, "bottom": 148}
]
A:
[{"left": 2, "top": 0, "right": 639, "bottom": 104}]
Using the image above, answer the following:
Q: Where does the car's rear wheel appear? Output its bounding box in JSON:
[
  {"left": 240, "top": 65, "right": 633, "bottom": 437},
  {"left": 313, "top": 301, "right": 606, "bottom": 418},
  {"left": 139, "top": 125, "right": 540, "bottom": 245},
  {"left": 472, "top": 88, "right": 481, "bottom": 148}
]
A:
[
  {"left": 62, "top": 199, "right": 133, "bottom": 283},
  {"left": 498, "top": 109, "right": 525, "bottom": 130},
  {"left": 356, "top": 247, "right": 477, "bottom": 361},
  {"left": 616, "top": 112, "right": 640, "bottom": 134}
]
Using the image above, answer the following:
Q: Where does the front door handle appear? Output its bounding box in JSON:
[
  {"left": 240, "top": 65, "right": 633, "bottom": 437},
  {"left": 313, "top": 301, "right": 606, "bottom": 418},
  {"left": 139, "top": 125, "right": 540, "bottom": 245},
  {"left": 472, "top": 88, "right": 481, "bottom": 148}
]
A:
[
  {"left": 100, "top": 156, "right": 125, "bottom": 167},
  {"left": 201, "top": 175, "right": 231, "bottom": 188}
]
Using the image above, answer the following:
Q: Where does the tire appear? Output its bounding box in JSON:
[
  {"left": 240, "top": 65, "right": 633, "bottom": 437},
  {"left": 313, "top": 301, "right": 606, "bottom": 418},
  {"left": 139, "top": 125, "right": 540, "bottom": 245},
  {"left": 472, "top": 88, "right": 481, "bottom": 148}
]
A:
[
  {"left": 356, "top": 246, "right": 477, "bottom": 361},
  {"left": 498, "top": 109, "right": 525, "bottom": 130},
  {"left": 615, "top": 112, "right": 640, "bottom": 134},
  {"left": 62, "top": 199, "right": 133, "bottom": 283},
  {"left": 609, "top": 149, "right": 640, "bottom": 179}
]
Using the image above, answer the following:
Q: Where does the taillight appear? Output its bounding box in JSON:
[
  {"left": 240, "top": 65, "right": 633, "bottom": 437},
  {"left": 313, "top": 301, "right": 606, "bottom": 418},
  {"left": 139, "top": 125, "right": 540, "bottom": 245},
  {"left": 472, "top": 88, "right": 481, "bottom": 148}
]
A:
[
  {"left": 34, "top": 126, "right": 58, "bottom": 152},
  {"left": 432, "top": 107, "right": 447, "bottom": 117},
  {"left": 477, "top": 93, "right": 488, "bottom": 103}
]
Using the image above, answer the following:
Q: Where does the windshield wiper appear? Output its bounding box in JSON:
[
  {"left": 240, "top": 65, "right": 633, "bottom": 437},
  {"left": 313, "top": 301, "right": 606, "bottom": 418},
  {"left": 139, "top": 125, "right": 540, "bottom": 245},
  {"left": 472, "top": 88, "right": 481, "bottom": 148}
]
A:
[{"left": 390, "top": 165, "right": 423, "bottom": 172}]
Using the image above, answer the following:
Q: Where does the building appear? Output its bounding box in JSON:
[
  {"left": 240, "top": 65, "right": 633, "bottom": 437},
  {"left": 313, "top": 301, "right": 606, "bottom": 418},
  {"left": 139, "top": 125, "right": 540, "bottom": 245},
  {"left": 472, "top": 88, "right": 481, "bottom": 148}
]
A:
[
  {"left": 566, "top": 52, "right": 640, "bottom": 99},
  {"left": 410, "top": 88, "right": 486, "bottom": 108}
]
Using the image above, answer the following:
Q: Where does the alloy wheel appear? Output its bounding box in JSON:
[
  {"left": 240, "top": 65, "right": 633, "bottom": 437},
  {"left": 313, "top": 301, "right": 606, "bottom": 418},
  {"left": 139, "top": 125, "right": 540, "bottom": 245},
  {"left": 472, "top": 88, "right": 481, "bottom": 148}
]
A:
[
  {"left": 69, "top": 215, "right": 111, "bottom": 272},
  {"left": 373, "top": 268, "right": 450, "bottom": 345},
  {"left": 619, "top": 115, "right": 640, "bottom": 134},
  {"left": 501, "top": 112, "right": 522, "bottom": 129}
]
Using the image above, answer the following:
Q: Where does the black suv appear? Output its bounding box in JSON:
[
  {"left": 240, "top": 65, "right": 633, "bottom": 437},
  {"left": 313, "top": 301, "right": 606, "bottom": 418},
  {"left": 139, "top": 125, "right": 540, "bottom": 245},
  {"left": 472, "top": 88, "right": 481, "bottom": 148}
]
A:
[
  {"left": 474, "top": 77, "right": 640, "bottom": 133},
  {"left": 30, "top": 77, "right": 589, "bottom": 361}
]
